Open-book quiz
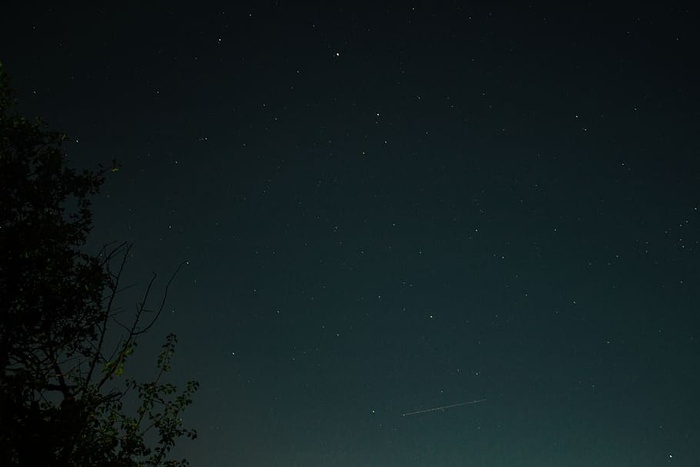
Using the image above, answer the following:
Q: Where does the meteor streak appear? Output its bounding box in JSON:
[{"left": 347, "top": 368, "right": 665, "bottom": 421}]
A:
[{"left": 402, "top": 398, "right": 487, "bottom": 417}]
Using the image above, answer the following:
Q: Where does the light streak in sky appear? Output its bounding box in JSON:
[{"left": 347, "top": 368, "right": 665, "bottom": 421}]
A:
[{"left": 402, "top": 398, "right": 487, "bottom": 417}]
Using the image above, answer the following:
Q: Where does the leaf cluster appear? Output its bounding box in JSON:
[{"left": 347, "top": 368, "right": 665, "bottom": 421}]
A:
[{"left": 0, "top": 63, "right": 198, "bottom": 467}]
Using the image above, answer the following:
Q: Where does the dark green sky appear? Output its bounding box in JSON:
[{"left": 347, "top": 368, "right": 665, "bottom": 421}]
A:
[{"left": 2, "top": 1, "right": 699, "bottom": 465}]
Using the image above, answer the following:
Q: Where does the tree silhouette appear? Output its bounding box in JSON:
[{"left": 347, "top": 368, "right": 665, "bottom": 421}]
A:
[{"left": 0, "top": 62, "right": 198, "bottom": 467}]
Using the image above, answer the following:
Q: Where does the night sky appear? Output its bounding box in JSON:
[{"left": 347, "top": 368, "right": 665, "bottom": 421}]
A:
[{"left": 2, "top": 2, "right": 700, "bottom": 466}]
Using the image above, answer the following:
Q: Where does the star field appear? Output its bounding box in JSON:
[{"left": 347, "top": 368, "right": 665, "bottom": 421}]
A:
[{"left": 2, "top": 2, "right": 699, "bottom": 466}]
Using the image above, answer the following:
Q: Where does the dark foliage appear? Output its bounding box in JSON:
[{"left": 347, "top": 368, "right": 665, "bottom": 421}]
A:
[{"left": 0, "top": 62, "right": 198, "bottom": 467}]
